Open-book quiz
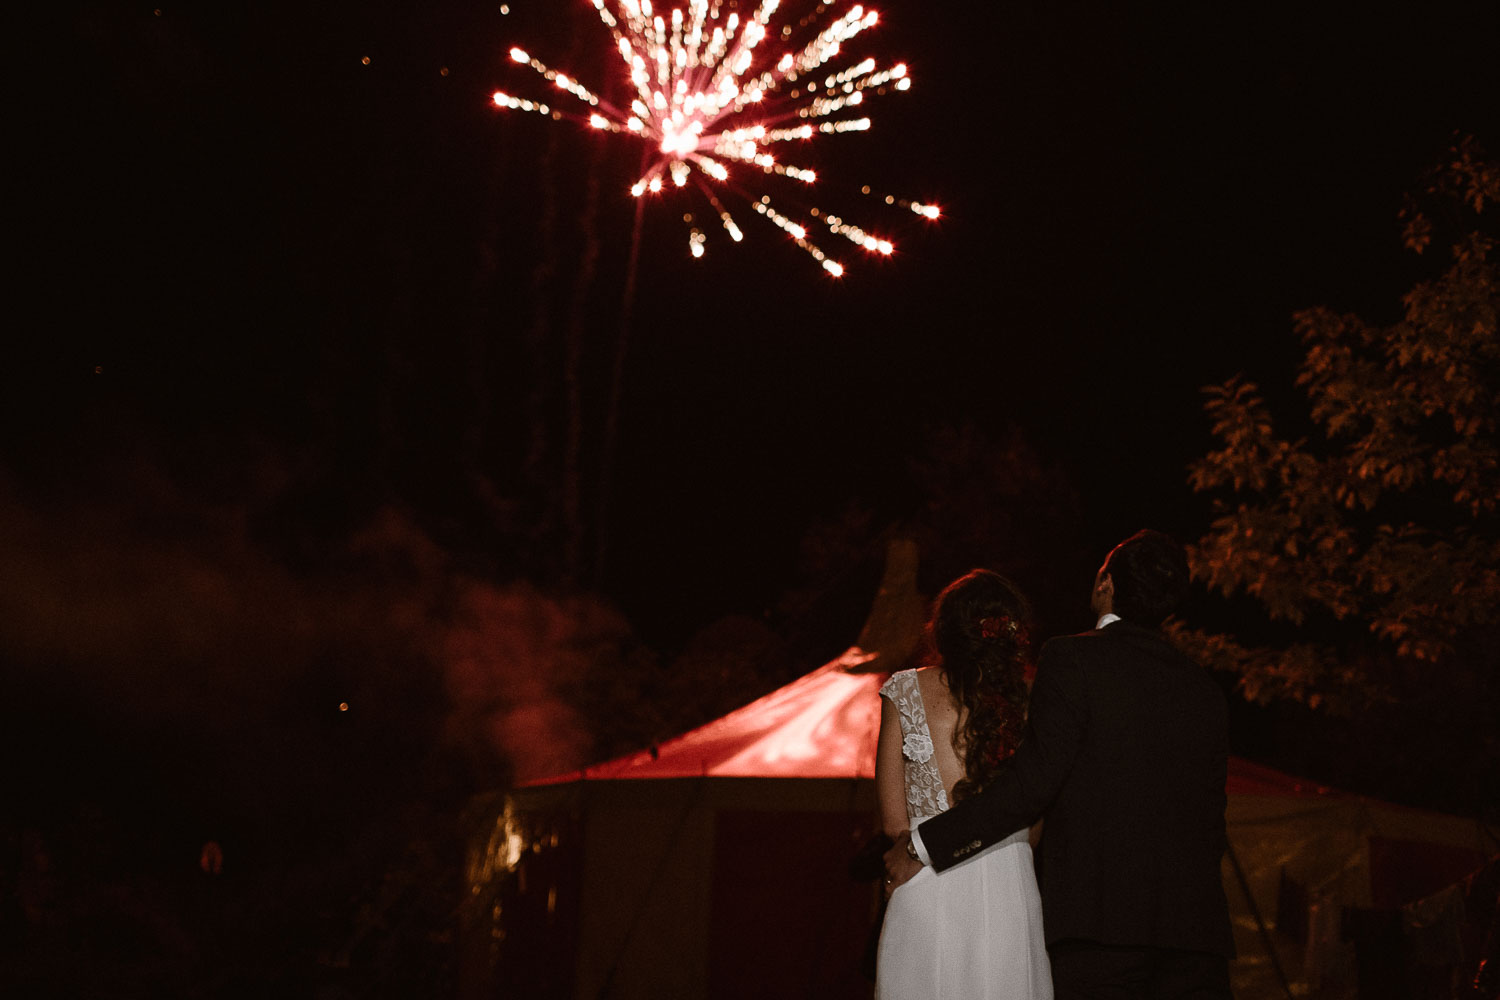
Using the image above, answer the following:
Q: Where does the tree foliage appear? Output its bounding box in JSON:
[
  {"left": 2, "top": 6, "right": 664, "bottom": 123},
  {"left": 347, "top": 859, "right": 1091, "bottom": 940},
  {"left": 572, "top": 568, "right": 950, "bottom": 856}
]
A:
[
  {"left": 779, "top": 423, "right": 1089, "bottom": 650},
  {"left": 1176, "top": 137, "right": 1500, "bottom": 713}
]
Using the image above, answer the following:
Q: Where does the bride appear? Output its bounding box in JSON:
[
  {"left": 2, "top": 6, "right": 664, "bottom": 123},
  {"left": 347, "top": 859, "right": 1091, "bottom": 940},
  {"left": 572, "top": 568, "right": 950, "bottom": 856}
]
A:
[{"left": 875, "top": 569, "right": 1052, "bottom": 999}]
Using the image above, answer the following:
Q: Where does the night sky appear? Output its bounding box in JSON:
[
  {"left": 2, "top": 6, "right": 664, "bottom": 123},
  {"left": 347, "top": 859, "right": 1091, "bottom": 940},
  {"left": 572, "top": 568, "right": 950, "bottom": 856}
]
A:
[{"left": 7, "top": 0, "right": 1500, "bottom": 864}]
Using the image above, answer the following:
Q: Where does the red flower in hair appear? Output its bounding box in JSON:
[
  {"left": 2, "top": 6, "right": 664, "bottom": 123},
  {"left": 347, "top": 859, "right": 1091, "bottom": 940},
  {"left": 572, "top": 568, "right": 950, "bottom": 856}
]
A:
[{"left": 979, "top": 615, "right": 1030, "bottom": 646}]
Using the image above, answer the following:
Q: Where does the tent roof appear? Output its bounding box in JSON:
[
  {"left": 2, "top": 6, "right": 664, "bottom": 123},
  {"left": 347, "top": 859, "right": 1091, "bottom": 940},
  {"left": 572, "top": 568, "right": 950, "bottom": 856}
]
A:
[
  {"left": 525, "top": 538, "right": 925, "bottom": 788},
  {"left": 524, "top": 649, "right": 887, "bottom": 785},
  {"left": 520, "top": 540, "right": 1359, "bottom": 800},
  {"left": 1224, "top": 756, "right": 1339, "bottom": 797},
  {"left": 523, "top": 648, "right": 1348, "bottom": 798}
]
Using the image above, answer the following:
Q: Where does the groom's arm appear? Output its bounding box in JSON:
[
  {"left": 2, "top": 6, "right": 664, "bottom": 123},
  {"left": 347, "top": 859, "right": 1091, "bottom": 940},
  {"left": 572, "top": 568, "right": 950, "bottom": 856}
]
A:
[{"left": 914, "top": 637, "right": 1088, "bottom": 873}]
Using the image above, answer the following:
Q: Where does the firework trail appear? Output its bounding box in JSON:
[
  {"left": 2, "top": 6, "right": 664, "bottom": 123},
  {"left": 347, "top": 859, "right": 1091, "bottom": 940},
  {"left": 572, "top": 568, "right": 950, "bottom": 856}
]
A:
[{"left": 493, "top": 0, "right": 940, "bottom": 277}]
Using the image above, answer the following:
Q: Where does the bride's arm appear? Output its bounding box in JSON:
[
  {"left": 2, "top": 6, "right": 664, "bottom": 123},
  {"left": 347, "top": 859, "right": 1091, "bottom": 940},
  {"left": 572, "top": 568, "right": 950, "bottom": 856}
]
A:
[{"left": 875, "top": 698, "right": 908, "bottom": 838}]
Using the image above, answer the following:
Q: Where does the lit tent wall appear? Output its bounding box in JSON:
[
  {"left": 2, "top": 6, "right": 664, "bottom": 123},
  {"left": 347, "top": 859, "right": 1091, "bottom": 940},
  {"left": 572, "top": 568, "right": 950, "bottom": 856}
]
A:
[
  {"left": 462, "top": 543, "right": 1496, "bottom": 1000},
  {"left": 1219, "top": 762, "right": 1494, "bottom": 997},
  {"left": 461, "top": 541, "right": 926, "bottom": 1000}
]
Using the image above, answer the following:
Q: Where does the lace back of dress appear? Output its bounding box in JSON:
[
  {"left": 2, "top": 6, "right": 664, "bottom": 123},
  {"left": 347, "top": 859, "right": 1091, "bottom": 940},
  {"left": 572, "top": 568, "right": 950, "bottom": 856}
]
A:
[{"left": 879, "top": 669, "right": 950, "bottom": 826}]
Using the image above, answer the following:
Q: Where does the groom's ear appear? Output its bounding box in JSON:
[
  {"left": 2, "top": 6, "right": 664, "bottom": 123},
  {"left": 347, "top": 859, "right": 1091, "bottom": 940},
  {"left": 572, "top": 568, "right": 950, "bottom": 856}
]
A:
[{"left": 1092, "top": 571, "right": 1114, "bottom": 616}]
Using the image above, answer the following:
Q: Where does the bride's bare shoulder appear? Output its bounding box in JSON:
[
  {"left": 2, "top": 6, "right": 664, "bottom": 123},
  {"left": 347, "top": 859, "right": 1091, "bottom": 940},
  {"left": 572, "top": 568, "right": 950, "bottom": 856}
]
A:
[
  {"left": 912, "top": 665, "right": 943, "bottom": 693},
  {"left": 914, "top": 667, "right": 958, "bottom": 714}
]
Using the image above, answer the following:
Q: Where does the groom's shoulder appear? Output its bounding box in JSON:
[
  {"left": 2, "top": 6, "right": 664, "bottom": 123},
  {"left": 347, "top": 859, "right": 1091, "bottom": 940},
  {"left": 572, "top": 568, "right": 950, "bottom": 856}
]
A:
[
  {"left": 1041, "top": 627, "right": 1108, "bottom": 650},
  {"left": 1050, "top": 621, "right": 1212, "bottom": 677},
  {"left": 1036, "top": 629, "right": 1105, "bottom": 667},
  {"left": 1039, "top": 623, "right": 1154, "bottom": 663}
]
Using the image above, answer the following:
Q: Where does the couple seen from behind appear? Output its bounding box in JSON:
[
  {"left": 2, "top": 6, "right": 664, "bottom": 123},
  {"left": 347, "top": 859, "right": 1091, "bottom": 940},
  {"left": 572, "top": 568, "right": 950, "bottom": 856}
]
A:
[{"left": 874, "top": 529, "right": 1234, "bottom": 1000}]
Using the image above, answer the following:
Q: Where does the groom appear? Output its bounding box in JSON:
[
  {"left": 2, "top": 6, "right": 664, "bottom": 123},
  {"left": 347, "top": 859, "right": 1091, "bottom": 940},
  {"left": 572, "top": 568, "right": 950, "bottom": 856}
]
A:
[{"left": 884, "top": 530, "right": 1234, "bottom": 998}]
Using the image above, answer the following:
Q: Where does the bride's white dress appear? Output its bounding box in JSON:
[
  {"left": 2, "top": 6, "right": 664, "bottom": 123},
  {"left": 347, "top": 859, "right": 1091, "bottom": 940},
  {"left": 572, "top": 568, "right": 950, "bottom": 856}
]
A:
[{"left": 875, "top": 669, "right": 1052, "bottom": 1000}]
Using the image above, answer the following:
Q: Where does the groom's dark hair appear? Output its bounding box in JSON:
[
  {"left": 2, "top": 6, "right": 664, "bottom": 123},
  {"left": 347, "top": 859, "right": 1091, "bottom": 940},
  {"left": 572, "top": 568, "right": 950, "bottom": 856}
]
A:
[{"left": 1104, "top": 529, "right": 1190, "bottom": 627}]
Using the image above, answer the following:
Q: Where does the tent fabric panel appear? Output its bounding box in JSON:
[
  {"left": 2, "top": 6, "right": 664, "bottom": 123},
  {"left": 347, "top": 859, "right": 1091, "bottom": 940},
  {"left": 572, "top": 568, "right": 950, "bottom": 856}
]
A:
[
  {"left": 1222, "top": 795, "right": 1497, "bottom": 999},
  {"left": 708, "top": 809, "right": 881, "bottom": 1000},
  {"left": 506, "top": 778, "right": 880, "bottom": 1000},
  {"left": 1225, "top": 796, "right": 1374, "bottom": 998},
  {"left": 574, "top": 788, "right": 716, "bottom": 999}
]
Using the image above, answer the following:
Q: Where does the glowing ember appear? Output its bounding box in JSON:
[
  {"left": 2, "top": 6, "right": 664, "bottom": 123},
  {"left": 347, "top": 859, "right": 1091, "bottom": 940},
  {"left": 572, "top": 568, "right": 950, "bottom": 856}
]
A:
[{"left": 492, "top": 0, "right": 940, "bottom": 274}]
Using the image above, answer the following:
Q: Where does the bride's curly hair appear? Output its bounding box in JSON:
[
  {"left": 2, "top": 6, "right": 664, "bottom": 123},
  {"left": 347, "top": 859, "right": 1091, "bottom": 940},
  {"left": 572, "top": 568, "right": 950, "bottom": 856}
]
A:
[{"left": 931, "top": 569, "right": 1034, "bottom": 803}]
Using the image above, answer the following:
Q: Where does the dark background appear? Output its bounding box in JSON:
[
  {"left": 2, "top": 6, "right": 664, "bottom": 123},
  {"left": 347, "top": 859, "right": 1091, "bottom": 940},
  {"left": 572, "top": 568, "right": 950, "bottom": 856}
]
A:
[
  {"left": 19, "top": 1, "right": 1500, "bottom": 624},
  {"left": 5, "top": 0, "right": 1498, "bottom": 993}
]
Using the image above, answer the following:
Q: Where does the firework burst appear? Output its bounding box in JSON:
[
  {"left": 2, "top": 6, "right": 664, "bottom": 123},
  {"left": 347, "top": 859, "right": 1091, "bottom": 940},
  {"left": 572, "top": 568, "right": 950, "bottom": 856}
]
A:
[{"left": 493, "top": 0, "right": 939, "bottom": 276}]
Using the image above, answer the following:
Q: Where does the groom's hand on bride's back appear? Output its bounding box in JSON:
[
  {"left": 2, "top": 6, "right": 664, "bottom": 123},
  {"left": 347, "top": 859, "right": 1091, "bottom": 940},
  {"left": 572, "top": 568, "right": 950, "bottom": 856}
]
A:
[{"left": 882, "top": 832, "right": 922, "bottom": 897}]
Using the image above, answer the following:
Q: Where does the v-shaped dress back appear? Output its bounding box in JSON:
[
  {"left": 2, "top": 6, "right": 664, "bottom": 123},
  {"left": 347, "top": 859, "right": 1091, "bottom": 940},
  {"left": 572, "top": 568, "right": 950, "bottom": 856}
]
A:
[{"left": 875, "top": 669, "right": 1052, "bottom": 1000}]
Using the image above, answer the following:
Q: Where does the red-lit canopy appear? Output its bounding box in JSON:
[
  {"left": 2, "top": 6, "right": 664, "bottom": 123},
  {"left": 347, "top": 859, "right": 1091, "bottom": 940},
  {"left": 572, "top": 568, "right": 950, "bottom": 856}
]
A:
[
  {"left": 524, "top": 649, "right": 887, "bottom": 785},
  {"left": 523, "top": 646, "right": 1350, "bottom": 795}
]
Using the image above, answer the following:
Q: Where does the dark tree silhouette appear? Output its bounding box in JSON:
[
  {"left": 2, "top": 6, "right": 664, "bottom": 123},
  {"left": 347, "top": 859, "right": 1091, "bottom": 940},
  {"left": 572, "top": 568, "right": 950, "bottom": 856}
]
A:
[{"left": 1173, "top": 138, "right": 1499, "bottom": 812}]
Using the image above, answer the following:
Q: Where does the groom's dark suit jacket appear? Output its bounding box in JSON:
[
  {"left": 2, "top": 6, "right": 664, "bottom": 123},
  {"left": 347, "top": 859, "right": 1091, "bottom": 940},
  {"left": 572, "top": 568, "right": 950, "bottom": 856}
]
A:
[{"left": 918, "top": 619, "right": 1235, "bottom": 958}]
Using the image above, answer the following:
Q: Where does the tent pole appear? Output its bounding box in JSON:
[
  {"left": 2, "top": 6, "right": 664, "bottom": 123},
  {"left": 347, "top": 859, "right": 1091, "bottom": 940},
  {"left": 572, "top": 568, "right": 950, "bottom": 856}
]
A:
[{"left": 1225, "top": 839, "right": 1296, "bottom": 1000}]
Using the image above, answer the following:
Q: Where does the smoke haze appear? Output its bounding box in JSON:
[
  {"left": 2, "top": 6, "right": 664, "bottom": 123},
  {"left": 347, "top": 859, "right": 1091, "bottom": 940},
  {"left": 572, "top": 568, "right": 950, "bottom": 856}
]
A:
[{"left": 0, "top": 457, "right": 613, "bottom": 838}]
